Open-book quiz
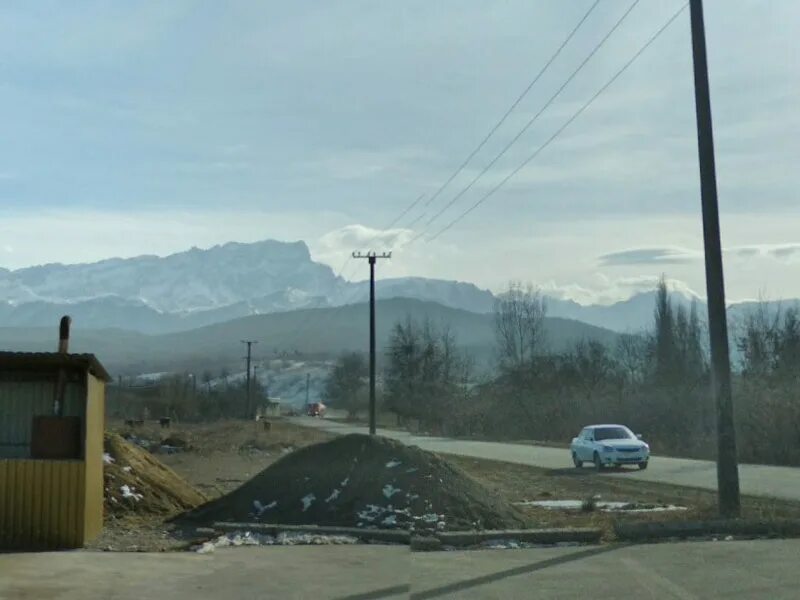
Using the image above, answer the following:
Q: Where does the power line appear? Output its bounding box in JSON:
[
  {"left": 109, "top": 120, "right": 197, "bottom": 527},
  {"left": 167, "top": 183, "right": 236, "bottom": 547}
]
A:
[
  {"left": 426, "top": 2, "right": 689, "bottom": 242},
  {"left": 385, "top": 193, "right": 426, "bottom": 229},
  {"left": 413, "top": 0, "right": 642, "bottom": 243},
  {"left": 421, "top": 0, "right": 602, "bottom": 211}
]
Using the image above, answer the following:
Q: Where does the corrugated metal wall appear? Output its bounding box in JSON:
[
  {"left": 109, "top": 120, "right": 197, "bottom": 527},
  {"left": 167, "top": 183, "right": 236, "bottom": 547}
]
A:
[
  {"left": 0, "top": 459, "right": 85, "bottom": 549},
  {"left": 0, "top": 378, "right": 84, "bottom": 458},
  {"left": 83, "top": 374, "right": 105, "bottom": 541}
]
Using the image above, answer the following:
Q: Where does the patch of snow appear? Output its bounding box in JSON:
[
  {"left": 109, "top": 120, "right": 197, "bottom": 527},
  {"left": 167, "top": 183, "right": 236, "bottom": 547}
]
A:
[
  {"left": 201, "top": 531, "right": 359, "bottom": 550},
  {"left": 340, "top": 477, "right": 350, "bottom": 487},
  {"left": 122, "top": 466, "right": 132, "bottom": 473},
  {"left": 301, "top": 493, "right": 316, "bottom": 512},
  {"left": 102, "top": 453, "right": 115, "bottom": 465},
  {"left": 196, "top": 541, "right": 216, "bottom": 554},
  {"left": 357, "top": 504, "right": 384, "bottom": 522},
  {"left": 406, "top": 493, "right": 419, "bottom": 501},
  {"left": 382, "top": 515, "right": 397, "bottom": 526},
  {"left": 405, "top": 467, "right": 418, "bottom": 474},
  {"left": 325, "top": 489, "right": 340, "bottom": 503},
  {"left": 515, "top": 499, "right": 688, "bottom": 513},
  {"left": 417, "top": 513, "right": 441, "bottom": 524},
  {"left": 253, "top": 500, "right": 277, "bottom": 516},
  {"left": 382, "top": 484, "right": 401, "bottom": 499},
  {"left": 120, "top": 485, "right": 143, "bottom": 501},
  {"left": 385, "top": 460, "right": 402, "bottom": 468}
]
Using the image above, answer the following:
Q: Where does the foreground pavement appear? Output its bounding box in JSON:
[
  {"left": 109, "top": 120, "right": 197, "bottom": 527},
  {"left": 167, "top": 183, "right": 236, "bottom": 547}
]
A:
[
  {"left": 290, "top": 417, "right": 800, "bottom": 502},
  {"left": 2, "top": 539, "right": 800, "bottom": 599}
]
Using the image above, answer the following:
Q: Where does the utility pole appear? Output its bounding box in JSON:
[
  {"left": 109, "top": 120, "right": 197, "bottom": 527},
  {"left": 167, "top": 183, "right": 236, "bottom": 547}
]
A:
[
  {"left": 305, "top": 372, "right": 310, "bottom": 407},
  {"left": 241, "top": 340, "right": 258, "bottom": 419},
  {"left": 689, "top": 0, "right": 740, "bottom": 517},
  {"left": 353, "top": 251, "right": 392, "bottom": 435}
]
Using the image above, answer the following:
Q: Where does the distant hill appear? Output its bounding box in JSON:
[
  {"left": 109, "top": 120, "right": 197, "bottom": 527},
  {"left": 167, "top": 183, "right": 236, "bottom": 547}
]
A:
[{"left": 0, "top": 298, "right": 619, "bottom": 375}]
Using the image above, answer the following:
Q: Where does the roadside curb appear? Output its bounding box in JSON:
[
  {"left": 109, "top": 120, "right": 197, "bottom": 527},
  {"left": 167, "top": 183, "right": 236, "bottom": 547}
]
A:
[
  {"left": 209, "top": 522, "right": 603, "bottom": 549},
  {"left": 615, "top": 518, "right": 800, "bottom": 541},
  {"left": 434, "top": 527, "right": 602, "bottom": 548}
]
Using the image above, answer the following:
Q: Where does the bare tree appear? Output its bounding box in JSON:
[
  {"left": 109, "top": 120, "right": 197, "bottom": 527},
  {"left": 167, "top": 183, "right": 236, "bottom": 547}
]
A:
[{"left": 494, "top": 281, "right": 547, "bottom": 371}]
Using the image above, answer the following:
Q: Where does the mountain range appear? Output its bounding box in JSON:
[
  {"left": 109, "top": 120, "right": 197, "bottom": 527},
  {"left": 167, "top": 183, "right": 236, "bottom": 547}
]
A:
[
  {"left": 0, "top": 298, "right": 619, "bottom": 375},
  {"left": 0, "top": 238, "right": 794, "bottom": 337}
]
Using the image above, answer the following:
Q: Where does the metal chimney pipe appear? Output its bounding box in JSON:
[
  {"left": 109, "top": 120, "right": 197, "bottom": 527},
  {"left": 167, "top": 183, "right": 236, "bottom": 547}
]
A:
[{"left": 58, "top": 315, "right": 71, "bottom": 354}]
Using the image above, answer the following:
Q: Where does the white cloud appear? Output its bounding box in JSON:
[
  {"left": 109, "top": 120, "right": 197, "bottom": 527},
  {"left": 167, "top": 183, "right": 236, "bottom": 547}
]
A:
[{"left": 540, "top": 274, "right": 702, "bottom": 306}]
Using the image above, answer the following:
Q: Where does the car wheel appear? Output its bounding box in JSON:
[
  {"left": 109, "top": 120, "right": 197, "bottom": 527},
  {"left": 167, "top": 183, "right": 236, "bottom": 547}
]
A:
[
  {"left": 638, "top": 461, "right": 648, "bottom": 470},
  {"left": 593, "top": 452, "right": 603, "bottom": 472},
  {"left": 572, "top": 452, "right": 582, "bottom": 468}
]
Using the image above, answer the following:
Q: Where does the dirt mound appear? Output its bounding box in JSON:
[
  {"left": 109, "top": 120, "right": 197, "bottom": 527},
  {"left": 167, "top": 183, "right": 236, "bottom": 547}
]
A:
[
  {"left": 104, "top": 433, "right": 206, "bottom": 517},
  {"left": 179, "top": 434, "right": 529, "bottom": 532}
]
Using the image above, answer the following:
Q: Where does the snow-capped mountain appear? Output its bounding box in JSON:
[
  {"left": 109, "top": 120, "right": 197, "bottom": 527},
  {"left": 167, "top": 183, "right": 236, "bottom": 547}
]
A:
[
  {"left": 1, "top": 238, "right": 791, "bottom": 335},
  {"left": 0, "top": 239, "right": 495, "bottom": 333}
]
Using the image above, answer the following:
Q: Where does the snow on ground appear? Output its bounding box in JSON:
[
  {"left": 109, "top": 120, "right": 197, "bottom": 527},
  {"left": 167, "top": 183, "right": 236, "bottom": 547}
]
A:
[
  {"left": 301, "top": 493, "right": 316, "bottom": 512},
  {"left": 516, "top": 499, "right": 687, "bottom": 512},
  {"left": 120, "top": 485, "right": 143, "bottom": 501},
  {"left": 196, "top": 531, "right": 360, "bottom": 553},
  {"left": 103, "top": 453, "right": 115, "bottom": 464},
  {"left": 253, "top": 500, "right": 277, "bottom": 517},
  {"left": 382, "top": 484, "right": 401, "bottom": 499},
  {"left": 385, "top": 460, "right": 402, "bottom": 468}
]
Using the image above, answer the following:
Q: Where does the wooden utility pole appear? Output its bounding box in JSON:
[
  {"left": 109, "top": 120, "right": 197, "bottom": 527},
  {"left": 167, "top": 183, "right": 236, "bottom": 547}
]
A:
[
  {"left": 241, "top": 340, "right": 258, "bottom": 419},
  {"left": 689, "top": 0, "right": 740, "bottom": 517},
  {"left": 353, "top": 251, "right": 392, "bottom": 435}
]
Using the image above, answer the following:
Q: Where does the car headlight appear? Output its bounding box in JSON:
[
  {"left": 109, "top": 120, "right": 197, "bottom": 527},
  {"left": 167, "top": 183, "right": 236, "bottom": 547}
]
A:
[
  {"left": 643, "top": 443, "right": 650, "bottom": 450},
  {"left": 601, "top": 445, "right": 614, "bottom": 452}
]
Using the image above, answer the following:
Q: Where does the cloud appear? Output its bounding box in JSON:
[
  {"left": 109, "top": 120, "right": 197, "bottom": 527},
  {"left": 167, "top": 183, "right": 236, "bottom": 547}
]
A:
[
  {"left": 312, "top": 224, "right": 414, "bottom": 274},
  {"left": 304, "top": 146, "right": 439, "bottom": 182},
  {"left": 598, "top": 247, "right": 702, "bottom": 267},
  {"left": 540, "top": 274, "right": 702, "bottom": 306},
  {"left": 725, "top": 244, "right": 800, "bottom": 263}
]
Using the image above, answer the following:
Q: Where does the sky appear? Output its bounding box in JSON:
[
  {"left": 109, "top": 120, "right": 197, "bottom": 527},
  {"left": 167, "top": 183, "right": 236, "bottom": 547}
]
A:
[{"left": 0, "top": 0, "right": 798, "bottom": 304}]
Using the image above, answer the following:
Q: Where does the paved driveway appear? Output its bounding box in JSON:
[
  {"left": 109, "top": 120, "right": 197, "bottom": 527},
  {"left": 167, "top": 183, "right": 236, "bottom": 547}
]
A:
[{"left": 292, "top": 417, "right": 800, "bottom": 502}]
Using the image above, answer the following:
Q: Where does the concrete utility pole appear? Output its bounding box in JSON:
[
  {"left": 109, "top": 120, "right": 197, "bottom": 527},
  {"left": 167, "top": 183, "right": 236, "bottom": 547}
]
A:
[
  {"left": 241, "top": 340, "right": 258, "bottom": 419},
  {"left": 353, "top": 251, "right": 392, "bottom": 435},
  {"left": 689, "top": 0, "right": 740, "bottom": 517}
]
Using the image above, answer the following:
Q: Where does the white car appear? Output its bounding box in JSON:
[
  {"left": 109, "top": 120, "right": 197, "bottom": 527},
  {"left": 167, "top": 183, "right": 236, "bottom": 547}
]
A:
[{"left": 570, "top": 424, "right": 650, "bottom": 471}]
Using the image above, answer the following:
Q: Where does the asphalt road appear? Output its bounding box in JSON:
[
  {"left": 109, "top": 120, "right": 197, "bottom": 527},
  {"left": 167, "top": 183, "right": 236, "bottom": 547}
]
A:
[
  {"left": 291, "top": 417, "right": 800, "bottom": 502},
  {"left": 3, "top": 539, "right": 800, "bottom": 599}
]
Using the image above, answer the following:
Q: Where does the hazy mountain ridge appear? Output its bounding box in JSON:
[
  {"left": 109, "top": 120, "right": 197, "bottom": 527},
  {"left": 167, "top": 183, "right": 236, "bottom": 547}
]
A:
[
  {"left": 1, "top": 239, "right": 797, "bottom": 334},
  {"left": 0, "top": 298, "right": 619, "bottom": 375}
]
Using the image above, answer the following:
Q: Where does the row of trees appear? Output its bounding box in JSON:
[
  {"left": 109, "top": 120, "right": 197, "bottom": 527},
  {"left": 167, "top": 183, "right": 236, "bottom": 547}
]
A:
[{"left": 322, "top": 277, "right": 800, "bottom": 466}]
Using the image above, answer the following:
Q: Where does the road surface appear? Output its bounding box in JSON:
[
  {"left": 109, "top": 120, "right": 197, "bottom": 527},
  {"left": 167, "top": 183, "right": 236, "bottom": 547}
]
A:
[
  {"left": 3, "top": 539, "right": 800, "bottom": 599},
  {"left": 291, "top": 417, "right": 800, "bottom": 502}
]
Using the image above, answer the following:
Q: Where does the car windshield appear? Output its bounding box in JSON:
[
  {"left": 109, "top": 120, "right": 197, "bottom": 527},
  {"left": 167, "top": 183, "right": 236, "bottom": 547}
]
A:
[
  {"left": 5, "top": 2, "right": 800, "bottom": 597},
  {"left": 593, "top": 427, "right": 633, "bottom": 441}
]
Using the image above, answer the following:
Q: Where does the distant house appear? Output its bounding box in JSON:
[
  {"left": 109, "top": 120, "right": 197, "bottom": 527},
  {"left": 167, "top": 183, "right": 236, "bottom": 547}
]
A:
[{"left": 257, "top": 399, "right": 282, "bottom": 418}]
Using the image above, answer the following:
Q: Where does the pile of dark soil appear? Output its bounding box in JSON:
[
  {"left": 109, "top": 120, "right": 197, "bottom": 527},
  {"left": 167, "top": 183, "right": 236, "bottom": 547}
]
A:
[
  {"left": 104, "top": 433, "right": 207, "bottom": 517},
  {"left": 179, "top": 434, "right": 530, "bottom": 532}
]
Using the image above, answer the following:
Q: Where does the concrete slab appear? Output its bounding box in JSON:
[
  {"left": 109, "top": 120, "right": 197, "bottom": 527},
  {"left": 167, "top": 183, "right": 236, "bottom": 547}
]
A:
[
  {"left": 0, "top": 545, "right": 410, "bottom": 600},
  {"left": 410, "top": 539, "right": 800, "bottom": 599}
]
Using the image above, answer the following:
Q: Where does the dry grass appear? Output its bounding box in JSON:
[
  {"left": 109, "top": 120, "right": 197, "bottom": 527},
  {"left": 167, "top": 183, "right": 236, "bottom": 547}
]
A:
[{"left": 444, "top": 454, "right": 800, "bottom": 540}]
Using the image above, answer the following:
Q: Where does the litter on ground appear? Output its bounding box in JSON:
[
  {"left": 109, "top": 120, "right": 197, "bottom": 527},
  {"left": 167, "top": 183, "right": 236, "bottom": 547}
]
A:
[{"left": 195, "top": 531, "right": 360, "bottom": 553}]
